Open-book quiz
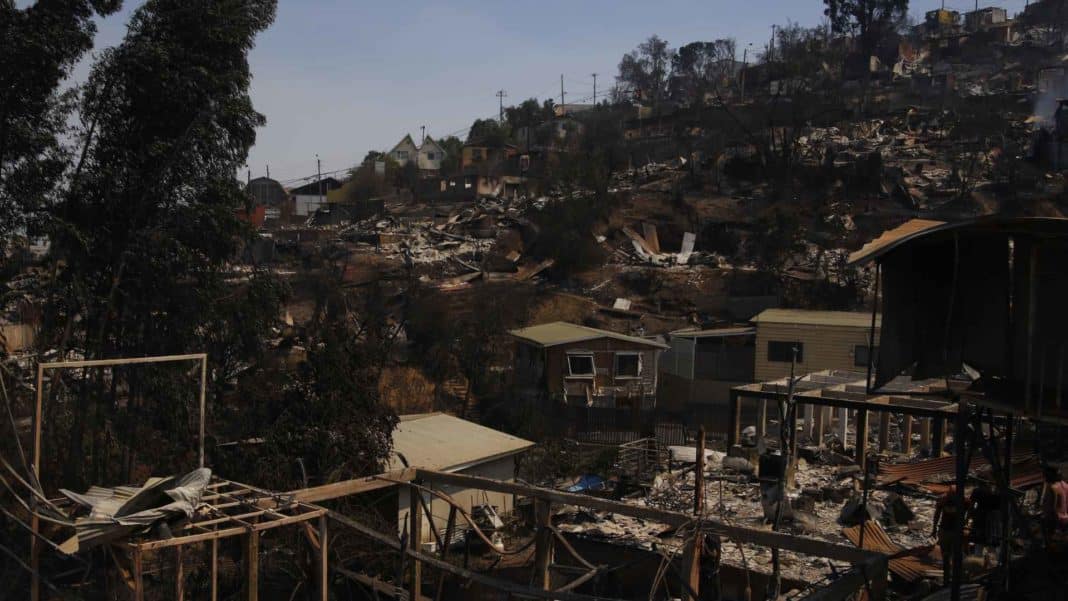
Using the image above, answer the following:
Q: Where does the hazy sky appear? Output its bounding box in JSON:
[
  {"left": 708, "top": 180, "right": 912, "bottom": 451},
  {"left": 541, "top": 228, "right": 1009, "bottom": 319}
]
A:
[{"left": 75, "top": 0, "right": 1030, "bottom": 185}]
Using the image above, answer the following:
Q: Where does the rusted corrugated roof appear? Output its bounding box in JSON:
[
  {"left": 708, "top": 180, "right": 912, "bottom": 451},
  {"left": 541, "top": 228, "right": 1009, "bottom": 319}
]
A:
[
  {"left": 878, "top": 451, "right": 1036, "bottom": 492},
  {"left": 842, "top": 521, "right": 941, "bottom": 582},
  {"left": 848, "top": 219, "right": 945, "bottom": 265}
]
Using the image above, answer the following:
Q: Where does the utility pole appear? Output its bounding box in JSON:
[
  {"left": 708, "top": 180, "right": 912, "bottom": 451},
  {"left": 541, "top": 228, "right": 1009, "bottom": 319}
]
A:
[
  {"left": 266, "top": 164, "right": 269, "bottom": 179},
  {"left": 741, "top": 43, "right": 752, "bottom": 102},
  {"left": 420, "top": 125, "right": 426, "bottom": 143},
  {"left": 592, "top": 73, "right": 598, "bottom": 105},
  {"left": 496, "top": 90, "right": 507, "bottom": 122},
  {"left": 560, "top": 74, "right": 566, "bottom": 107},
  {"left": 770, "top": 25, "right": 777, "bottom": 61},
  {"left": 316, "top": 154, "right": 322, "bottom": 213}
]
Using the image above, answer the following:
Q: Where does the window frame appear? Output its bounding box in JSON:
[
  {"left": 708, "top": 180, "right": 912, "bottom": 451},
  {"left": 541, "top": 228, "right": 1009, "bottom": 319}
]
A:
[
  {"left": 767, "top": 340, "right": 803, "bottom": 363},
  {"left": 566, "top": 353, "right": 595, "bottom": 378},
  {"left": 614, "top": 352, "right": 642, "bottom": 379},
  {"left": 854, "top": 344, "right": 878, "bottom": 368}
]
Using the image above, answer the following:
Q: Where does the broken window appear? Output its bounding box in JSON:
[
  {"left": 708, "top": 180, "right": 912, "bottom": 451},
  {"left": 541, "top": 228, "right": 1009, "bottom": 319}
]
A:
[
  {"left": 567, "top": 354, "right": 594, "bottom": 377},
  {"left": 615, "top": 353, "right": 641, "bottom": 378},
  {"left": 767, "top": 341, "right": 802, "bottom": 363},
  {"left": 854, "top": 345, "right": 878, "bottom": 368}
]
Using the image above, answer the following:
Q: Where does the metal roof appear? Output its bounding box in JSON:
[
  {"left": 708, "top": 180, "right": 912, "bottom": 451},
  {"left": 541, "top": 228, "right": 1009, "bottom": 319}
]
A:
[
  {"left": 751, "top": 309, "right": 879, "bottom": 329},
  {"left": 388, "top": 413, "right": 534, "bottom": 473},
  {"left": 669, "top": 326, "right": 756, "bottom": 339},
  {"left": 508, "top": 321, "right": 669, "bottom": 349},
  {"left": 848, "top": 216, "right": 1068, "bottom": 265}
]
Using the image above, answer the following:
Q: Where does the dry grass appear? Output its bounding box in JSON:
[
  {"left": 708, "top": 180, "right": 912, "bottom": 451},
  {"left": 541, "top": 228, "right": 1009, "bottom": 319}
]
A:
[{"left": 378, "top": 366, "right": 437, "bottom": 414}]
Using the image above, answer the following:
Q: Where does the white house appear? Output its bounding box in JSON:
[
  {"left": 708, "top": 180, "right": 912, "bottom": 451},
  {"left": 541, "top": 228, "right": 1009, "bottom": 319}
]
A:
[
  {"left": 288, "top": 176, "right": 342, "bottom": 217},
  {"left": 389, "top": 134, "right": 448, "bottom": 174}
]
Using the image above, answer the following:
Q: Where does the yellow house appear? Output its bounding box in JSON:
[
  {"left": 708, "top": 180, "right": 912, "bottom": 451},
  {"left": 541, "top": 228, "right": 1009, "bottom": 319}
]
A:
[{"left": 752, "top": 309, "right": 880, "bottom": 382}]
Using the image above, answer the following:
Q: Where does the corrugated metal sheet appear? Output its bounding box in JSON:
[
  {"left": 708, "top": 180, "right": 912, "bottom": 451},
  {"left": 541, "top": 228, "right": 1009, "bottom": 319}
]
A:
[
  {"left": 670, "top": 326, "right": 756, "bottom": 339},
  {"left": 842, "top": 521, "right": 941, "bottom": 582},
  {"left": 388, "top": 413, "right": 534, "bottom": 472},
  {"left": 877, "top": 451, "right": 1036, "bottom": 492},
  {"left": 509, "top": 321, "right": 669, "bottom": 349},
  {"left": 849, "top": 219, "right": 946, "bottom": 265},
  {"left": 752, "top": 309, "right": 879, "bottom": 329}
]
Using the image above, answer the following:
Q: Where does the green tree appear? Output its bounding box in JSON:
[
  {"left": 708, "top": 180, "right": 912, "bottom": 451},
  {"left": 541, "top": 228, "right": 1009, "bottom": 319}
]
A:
[
  {"left": 823, "top": 0, "right": 908, "bottom": 59},
  {"left": 671, "top": 39, "right": 737, "bottom": 105},
  {"left": 36, "top": 0, "right": 283, "bottom": 489},
  {"left": 438, "top": 135, "right": 464, "bottom": 173},
  {"left": 467, "top": 117, "right": 511, "bottom": 145},
  {"left": 0, "top": 0, "right": 121, "bottom": 256},
  {"left": 616, "top": 35, "right": 673, "bottom": 107}
]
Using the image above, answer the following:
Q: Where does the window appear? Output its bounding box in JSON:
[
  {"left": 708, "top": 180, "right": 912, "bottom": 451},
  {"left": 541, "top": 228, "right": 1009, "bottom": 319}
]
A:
[
  {"left": 472, "top": 148, "right": 484, "bottom": 160},
  {"left": 615, "top": 353, "right": 641, "bottom": 378},
  {"left": 567, "top": 354, "right": 594, "bottom": 377},
  {"left": 854, "top": 345, "right": 878, "bottom": 368},
  {"left": 425, "top": 152, "right": 436, "bottom": 161},
  {"left": 767, "top": 341, "right": 803, "bottom": 363},
  {"left": 395, "top": 150, "right": 408, "bottom": 161}
]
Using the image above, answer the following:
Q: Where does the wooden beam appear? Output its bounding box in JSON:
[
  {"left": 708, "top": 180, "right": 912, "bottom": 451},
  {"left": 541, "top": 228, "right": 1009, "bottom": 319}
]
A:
[
  {"left": 680, "top": 533, "right": 701, "bottom": 601},
  {"left": 211, "top": 537, "right": 219, "bottom": 601},
  {"left": 39, "top": 353, "right": 207, "bottom": 370},
  {"left": 247, "top": 531, "right": 259, "bottom": 601},
  {"left": 878, "top": 412, "right": 891, "bottom": 452},
  {"left": 334, "top": 566, "right": 433, "bottom": 601},
  {"left": 534, "top": 500, "right": 554, "bottom": 590},
  {"left": 289, "top": 468, "right": 416, "bottom": 503},
  {"left": 728, "top": 389, "right": 741, "bottom": 448},
  {"left": 903, "top": 416, "right": 913, "bottom": 455},
  {"left": 434, "top": 506, "right": 457, "bottom": 601},
  {"left": 175, "top": 545, "right": 185, "bottom": 601},
  {"left": 133, "top": 546, "right": 144, "bottom": 601},
  {"left": 133, "top": 508, "right": 326, "bottom": 550},
  {"left": 932, "top": 418, "right": 946, "bottom": 457},
  {"left": 920, "top": 417, "right": 931, "bottom": 453},
  {"left": 694, "top": 427, "right": 706, "bottom": 515},
  {"left": 414, "top": 470, "right": 877, "bottom": 563},
  {"left": 319, "top": 515, "right": 329, "bottom": 601},
  {"left": 856, "top": 409, "right": 869, "bottom": 470},
  {"left": 408, "top": 486, "right": 423, "bottom": 600}
]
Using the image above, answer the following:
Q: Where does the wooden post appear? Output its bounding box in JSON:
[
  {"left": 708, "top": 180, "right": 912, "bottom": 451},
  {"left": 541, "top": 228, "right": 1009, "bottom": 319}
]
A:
[
  {"left": 803, "top": 404, "right": 814, "bottom": 441},
  {"left": 727, "top": 389, "right": 741, "bottom": 449},
  {"left": 680, "top": 531, "right": 702, "bottom": 601},
  {"left": 133, "top": 546, "right": 144, "bottom": 601},
  {"left": 435, "top": 506, "right": 458, "bottom": 601},
  {"left": 248, "top": 531, "right": 260, "bottom": 601},
  {"left": 814, "top": 406, "right": 827, "bottom": 447},
  {"left": 920, "top": 417, "right": 931, "bottom": 454},
  {"left": 533, "top": 500, "right": 553, "bottom": 590},
  {"left": 838, "top": 408, "right": 849, "bottom": 449},
  {"left": 176, "top": 544, "right": 185, "bottom": 601},
  {"left": 856, "top": 409, "right": 869, "bottom": 471},
  {"left": 31, "top": 363, "right": 43, "bottom": 601},
  {"left": 878, "top": 412, "right": 891, "bottom": 452},
  {"left": 211, "top": 537, "right": 219, "bottom": 601},
  {"left": 932, "top": 417, "right": 947, "bottom": 457},
  {"left": 788, "top": 403, "right": 800, "bottom": 481},
  {"left": 902, "top": 415, "right": 913, "bottom": 455},
  {"left": 409, "top": 487, "right": 423, "bottom": 600},
  {"left": 319, "top": 515, "right": 329, "bottom": 601},
  {"left": 694, "top": 427, "right": 706, "bottom": 515},
  {"left": 757, "top": 399, "right": 768, "bottom": 442}
]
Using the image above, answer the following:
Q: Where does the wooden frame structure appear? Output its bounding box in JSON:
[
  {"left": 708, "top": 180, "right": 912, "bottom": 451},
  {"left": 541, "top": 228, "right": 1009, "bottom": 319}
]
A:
[
  {"left": 112, "top": 477, "right": 328, "bottom": 601},
  {"left": 326, "top": 468, "right": 890, "bottom": 601},
  {"left": 728, "top": 370, "right": 960, "bottom": 470},
  {"left": 30, "top": 354, "right": 208, "bottom": 601}
]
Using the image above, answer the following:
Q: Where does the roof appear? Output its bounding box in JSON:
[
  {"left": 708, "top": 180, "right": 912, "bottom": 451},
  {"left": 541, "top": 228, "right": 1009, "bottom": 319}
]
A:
[
  {"left": 752, "top": 309, "right": 879, "bottom": 329},
  {"left": 390, "top": 134, "right": 418, "bottom": 153},
  {"left": 508, "top": 321, "right": 669, "bottom": 349},
  {"left": 288, "top": 177, "right": 343, "bottom": 196},
  {"left": 670, "top": 326, "right": 756, "bottom": 339},
  {"left": 849, "top": 217, "right": 1068, "bottom": 265},
  {"left": 388, "top": 413, "right": 534, "bottom": 472}
]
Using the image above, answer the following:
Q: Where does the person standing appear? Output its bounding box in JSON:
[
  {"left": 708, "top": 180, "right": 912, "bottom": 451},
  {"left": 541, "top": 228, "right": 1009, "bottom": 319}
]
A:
[
  {"left": 933, "top": 484, "right": 965, "bottom": 586},
  {"left": 1041, "top": 467, "right": 1068, "bottom": 548}
]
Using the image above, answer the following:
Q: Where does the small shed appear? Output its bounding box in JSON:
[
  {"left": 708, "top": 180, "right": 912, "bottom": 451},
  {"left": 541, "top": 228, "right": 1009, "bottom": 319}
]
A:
[
  {"left": 390, "top": 413, "right": 534, "bottom": 544},
  {"left": 751, "top": 309, "right": 880, "bottom": 383}
]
